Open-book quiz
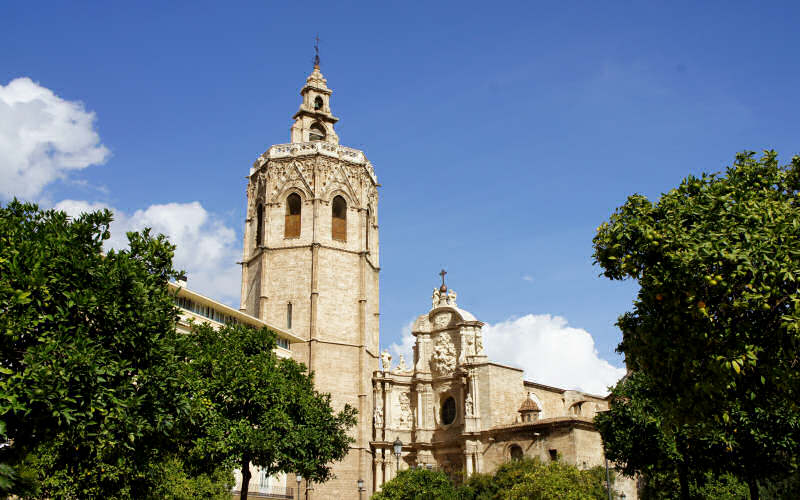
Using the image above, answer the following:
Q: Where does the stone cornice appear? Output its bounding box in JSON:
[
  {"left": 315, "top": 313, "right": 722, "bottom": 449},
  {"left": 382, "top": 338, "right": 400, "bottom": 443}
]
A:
[{"left": 252, "top": 142, "right": 377, "bottom": 185}]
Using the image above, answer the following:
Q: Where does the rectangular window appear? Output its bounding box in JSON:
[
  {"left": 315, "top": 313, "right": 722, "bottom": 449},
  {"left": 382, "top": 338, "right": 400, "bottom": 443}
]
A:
[
  {"left": 287, "top": 303, "right": 292, "bottom": 330},
  {"left": 549, "top": 449, "right": 558, "bottom": 461}
]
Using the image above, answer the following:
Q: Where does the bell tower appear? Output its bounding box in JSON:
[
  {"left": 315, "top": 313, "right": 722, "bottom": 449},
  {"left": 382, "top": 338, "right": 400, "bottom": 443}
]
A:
[{"left": 240, "top": 55, "right": 380, "bottom": 498}]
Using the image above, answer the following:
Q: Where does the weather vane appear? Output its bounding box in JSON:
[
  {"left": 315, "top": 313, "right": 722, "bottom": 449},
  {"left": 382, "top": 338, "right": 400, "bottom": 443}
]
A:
[{"left": 313, "top": 34, "right": 320, "bottom": 68}]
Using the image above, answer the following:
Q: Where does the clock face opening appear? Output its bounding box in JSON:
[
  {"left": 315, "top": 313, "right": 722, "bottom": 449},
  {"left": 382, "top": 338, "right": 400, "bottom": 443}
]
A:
[{"left": 441, "top": 396, "right": 457, "bottom": 425}]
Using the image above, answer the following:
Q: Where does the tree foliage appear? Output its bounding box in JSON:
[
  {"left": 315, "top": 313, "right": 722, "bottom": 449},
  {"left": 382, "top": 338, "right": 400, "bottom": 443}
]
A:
[
  {"left": 183, "top": 321, "right": 357, "bottom": 500},
  {"left": 596, "top": 373, "right": 749, "bottom": 499},
  {"left": 593, "top": 151, "right": 800, "bottom": 496},
  {"left": 377, "top": 458, "right": 609, "bottom": 500},
  {"left": 0, "top": 200, "right": 354, "bottom": 499},
  {"left": 372, "top": 468, "right": 459, "bottom": 500},
  {"left": 0, "top": 200, "right": 191, "bottom": 497},
  {"left": 504, "top": 459, "right": 608, "bottom": 500}
]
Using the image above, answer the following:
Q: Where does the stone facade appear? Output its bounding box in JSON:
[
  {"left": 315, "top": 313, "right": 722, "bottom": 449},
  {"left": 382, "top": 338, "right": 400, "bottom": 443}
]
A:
[
  {"left": 240, "top": 63, "right": 379, "bottom": 499},
  {"left": 239, "top": 62, "right": 636, "bottom": 499},
  {"left": 372, "top": 288, "right": 636, "bottom": 499}
]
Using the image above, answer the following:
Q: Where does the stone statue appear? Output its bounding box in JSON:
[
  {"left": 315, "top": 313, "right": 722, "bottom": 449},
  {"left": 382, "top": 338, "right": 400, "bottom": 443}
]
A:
[
  {"left": 399, "top": 392, "right": 413, "bottom": 428},
  {"left": 465, "top": 392, "right": 474, "bottom": 417},
  {"left": 381, "top": 350, "right": 392, "bottom": 372},
  {"left": 374, "top": 405, "right": 383, "bottom": 427},
  {"left": 447, "top": 288, "right": 457, "bottom": 306},
  {"left": 432, "top": 288, "right": 441, "bottom": 308},
  {"left": 396, "top": 354, "right": 409, "bottom": 372}
]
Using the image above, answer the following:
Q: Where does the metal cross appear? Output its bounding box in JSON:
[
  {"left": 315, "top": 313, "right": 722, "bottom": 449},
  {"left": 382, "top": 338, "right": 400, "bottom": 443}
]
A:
[{"left": 439, "top": 269, "right": 447, "bottom": 288}]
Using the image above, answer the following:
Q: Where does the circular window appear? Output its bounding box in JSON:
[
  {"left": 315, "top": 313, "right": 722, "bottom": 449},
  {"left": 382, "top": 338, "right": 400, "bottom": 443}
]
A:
[{"left": 441, "top": 396, "right": 457, "bottom": 425}]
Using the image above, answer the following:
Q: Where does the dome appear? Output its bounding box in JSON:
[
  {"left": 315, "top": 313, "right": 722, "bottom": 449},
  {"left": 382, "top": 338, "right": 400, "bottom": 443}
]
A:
[{"left": 518, "top": 395, "right": 541, "bottom": 412}]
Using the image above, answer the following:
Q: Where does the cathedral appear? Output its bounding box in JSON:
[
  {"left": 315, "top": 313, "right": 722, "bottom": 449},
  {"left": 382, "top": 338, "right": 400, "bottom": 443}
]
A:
[{"left": 236, "top": 57, "right": 635, "bottom": 499}]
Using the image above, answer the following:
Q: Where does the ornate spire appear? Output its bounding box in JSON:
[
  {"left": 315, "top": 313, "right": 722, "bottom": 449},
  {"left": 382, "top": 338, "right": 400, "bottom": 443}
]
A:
[{"left": 290, "top": 41, "right": 339, "bottom": 145}]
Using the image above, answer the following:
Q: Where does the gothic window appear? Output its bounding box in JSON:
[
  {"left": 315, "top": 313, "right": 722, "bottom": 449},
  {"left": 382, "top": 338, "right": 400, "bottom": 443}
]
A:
[
  {"left": 255, "top": 203, "right": 264, "bottom": 246},
  {"left": 332, "top": 195, "right": 347, "bottom": 241},
  {"left": 285, "top": 193, "right": 301, "bottom": 238},
  {"left": 309, "top": 122, "right": 326, "bottom": 141},
  {"left": 287, "top": 302, "right": 292, "bottom": 329},
  {"left": 441, "top": 396, "right": 456, "bottom": 425},
  {"left": 314, "top": 96, "right": 323, "bottom": 111},
  {"left": 510, "top": 445, "right": 523, "bottom": 461}
]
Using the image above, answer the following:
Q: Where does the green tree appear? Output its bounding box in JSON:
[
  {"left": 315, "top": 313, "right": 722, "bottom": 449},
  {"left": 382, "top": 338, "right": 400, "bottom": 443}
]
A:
[
  {"left": 596, "top": 373, "right": 748, "bottom": 499},
  {"left": 184, "top": 321, "right": 357, "bottom": 500},
  {"left": 504, "top": 459, "right": 608, "bottom": 500},
  {"left": 460, "top": 458, "right": 546, "bottom": 500},
  {"left": 593, "top": 151, "right": 800, "bottom": 499},
  {"left": 372, "top": 468, "right": 459, "bottom": 500},
  {"left": 0, "top": 200, "right": 193, "bottom": 497},
  {"left": 458, "top": 458, "right": 608, "bottom": 500}
]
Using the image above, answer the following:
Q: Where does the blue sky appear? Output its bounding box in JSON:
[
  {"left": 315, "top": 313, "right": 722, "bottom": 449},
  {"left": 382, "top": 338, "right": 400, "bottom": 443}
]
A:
[{"left": 2, "top": 1, "right": 798, "bottom": 392}]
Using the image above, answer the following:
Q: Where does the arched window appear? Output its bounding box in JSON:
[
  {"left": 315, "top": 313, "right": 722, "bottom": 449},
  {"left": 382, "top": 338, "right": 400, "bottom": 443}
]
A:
[
  {"left": 285, "top": 193, "right": 301, "bottom": 238},
  {"left": 510, "top": 445, "right": 523, "bottom": 461},
  {"left": 255, "top": 203, "right": 264, "bottom": 246},
  {"left": 332, "top": 195, "right": 347, "bottom": 241},
  {"left": 314, "top": 96, "right": 323, "bottom": 111},
  {"left": 309, "top": 122, "right": 325, "bottom": 141}
]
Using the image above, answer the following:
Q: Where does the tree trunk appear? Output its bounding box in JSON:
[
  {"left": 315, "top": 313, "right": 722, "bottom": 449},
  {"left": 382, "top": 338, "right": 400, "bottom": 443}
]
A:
[
  {"left": 676, "top": 435, "right": 690, "bottom": 500},
  {"left": 748, "top": 479, "right": 759, "bottom": 500},
  {"left": 678, "top": 462, "right": 689, "bottom": 500},
  {"left": 240, "top": 453, "right": 251, "bottom": 500}
]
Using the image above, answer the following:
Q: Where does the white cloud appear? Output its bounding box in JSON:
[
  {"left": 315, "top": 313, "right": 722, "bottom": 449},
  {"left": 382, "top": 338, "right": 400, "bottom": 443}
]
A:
[
  {"left": 0, "top": 77, "right": 110, "bottom": 199},
  {"left": 522, "top": 275, "right": 533, "bottom": 282},
  {"left": 55, "top": 200, "right": 241, "bottom": 305},
  {"left": 484, "top": 314, "right": 625, "bottom": 395},
  {"left": 387, "top": 313, "right": 624, "bottom": 396},
  {"left": 388, "top": 320, "right": 416, "bottom": 369}
]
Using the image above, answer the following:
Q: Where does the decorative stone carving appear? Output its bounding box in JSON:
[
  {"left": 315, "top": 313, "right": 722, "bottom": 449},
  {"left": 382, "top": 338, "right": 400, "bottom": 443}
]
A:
[
  {"left": 374, "top": 404, "right": 383, "bottom": 427},
  {"left": 399, "top": 392, "right": 412, "bottom": 428},
  {"left": 465, "top": 392, "right": 474, "bottom": 417},
  {"left": 432, "top": 288, "right": 441, "bottom": 309},
  {"left": 381, "top": 350, "right": 392, "bottom": 372},
  {"left": 396, "top": 354, "right": 409, "bottom": 372},
  {"left": 475, "top": 329, "right": 484, "bottom": 355},
  {"left": 431, "top": 333, "right": 456, "bottom": 375},
  {"left": 433, "top": 312, "right": 452, "bottom": 328}
]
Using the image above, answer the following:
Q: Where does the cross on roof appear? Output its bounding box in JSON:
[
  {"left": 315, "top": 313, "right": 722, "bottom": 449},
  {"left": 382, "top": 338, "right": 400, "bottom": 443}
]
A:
[{"left": 439, "top": 269, "right": 447, "bottom": 292}]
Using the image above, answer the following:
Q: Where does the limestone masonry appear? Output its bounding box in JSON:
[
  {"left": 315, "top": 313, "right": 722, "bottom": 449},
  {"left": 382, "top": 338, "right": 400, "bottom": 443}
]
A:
[{"left": 238, "top": 61, "right": 636, "bottom": 499}]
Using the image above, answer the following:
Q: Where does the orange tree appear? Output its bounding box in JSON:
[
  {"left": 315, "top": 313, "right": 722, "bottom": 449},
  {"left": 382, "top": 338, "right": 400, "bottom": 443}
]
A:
[
  {"left": 593, "top": 151, "right": 800, "bottom": 499},
  {"left": 183, "top": 322, "right": 357, "bottom": 500},
  {"left": 0, "top": 201, "right": 200, "bottom": 497}
]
